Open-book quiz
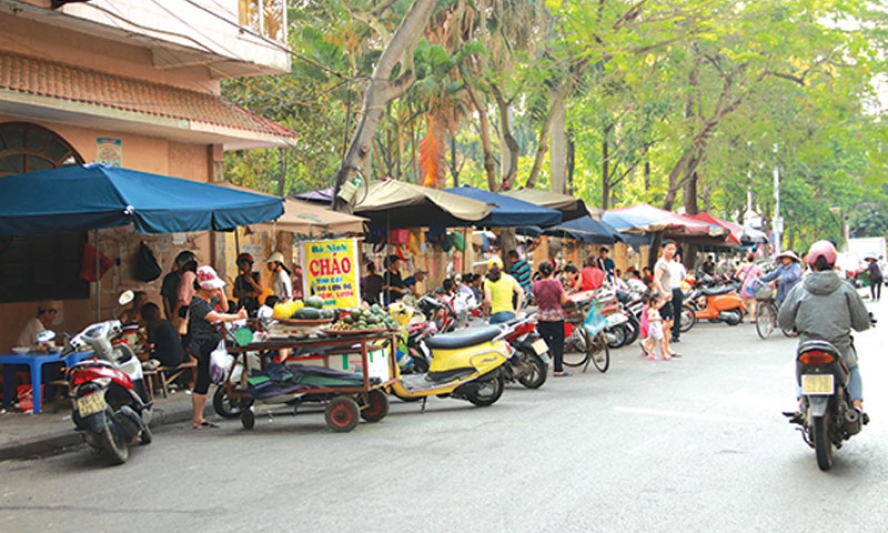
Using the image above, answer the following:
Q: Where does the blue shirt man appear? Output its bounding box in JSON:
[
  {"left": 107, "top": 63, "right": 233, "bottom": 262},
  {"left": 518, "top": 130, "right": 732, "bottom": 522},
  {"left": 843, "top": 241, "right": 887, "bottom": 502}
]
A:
[{"left": 507, "top": 250, "right": 533, "bottom": 294}]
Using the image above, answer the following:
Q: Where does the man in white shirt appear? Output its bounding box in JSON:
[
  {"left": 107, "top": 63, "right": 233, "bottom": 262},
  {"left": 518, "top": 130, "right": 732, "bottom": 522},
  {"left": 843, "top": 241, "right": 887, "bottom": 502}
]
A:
[
  {"left": 667, "top": 254, "right": 688, "bottom": 343},
  {"left": 16, "top": 300, "right": 60, "bottom": 349}
]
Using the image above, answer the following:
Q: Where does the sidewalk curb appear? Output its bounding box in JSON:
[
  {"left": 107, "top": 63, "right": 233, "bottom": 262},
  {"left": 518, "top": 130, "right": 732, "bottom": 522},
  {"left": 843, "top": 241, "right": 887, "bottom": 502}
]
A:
[{"left": 0, "top": 401, "right": 195, "bottom": 463}]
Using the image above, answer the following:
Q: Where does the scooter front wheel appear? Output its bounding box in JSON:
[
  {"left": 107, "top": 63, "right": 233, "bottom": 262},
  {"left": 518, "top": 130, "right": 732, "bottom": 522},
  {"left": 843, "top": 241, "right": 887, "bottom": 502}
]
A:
[
  {"left": 466, "top": 373, "right": 505, "bottom": 407},
  {"left": 517, "top": 351, "right": 547, "bottom": 389}
]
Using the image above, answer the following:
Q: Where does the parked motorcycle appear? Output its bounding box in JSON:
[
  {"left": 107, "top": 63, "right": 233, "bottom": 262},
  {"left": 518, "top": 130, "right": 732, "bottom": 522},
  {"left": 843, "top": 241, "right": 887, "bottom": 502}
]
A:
[
  {"left": 64, "top": 319, "right": 153, "bottom": 465},
  {"left": 784, "top": 340, "right": 867, "bottom": 471},
  {"left": 502, "top": 313, "right": 549, "bottom": 389},
  {"left": 387, "top": 323, "right": 516, "bottom": 408},
  {"left": 682, "top": 278, "right": 744, "bottom": 328}
]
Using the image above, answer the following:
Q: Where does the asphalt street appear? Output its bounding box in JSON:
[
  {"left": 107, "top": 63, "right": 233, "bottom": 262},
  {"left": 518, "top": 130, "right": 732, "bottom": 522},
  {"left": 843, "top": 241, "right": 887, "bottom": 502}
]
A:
[{"left": 2, "top": 297, "right": 887, "bottom": 533}]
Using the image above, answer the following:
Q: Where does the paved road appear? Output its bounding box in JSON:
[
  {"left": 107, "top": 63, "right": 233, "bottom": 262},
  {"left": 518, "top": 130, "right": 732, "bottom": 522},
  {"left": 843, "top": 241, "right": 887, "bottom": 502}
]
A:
[{"left": 3, "top": 299, "right": 887, "bottom": 533}]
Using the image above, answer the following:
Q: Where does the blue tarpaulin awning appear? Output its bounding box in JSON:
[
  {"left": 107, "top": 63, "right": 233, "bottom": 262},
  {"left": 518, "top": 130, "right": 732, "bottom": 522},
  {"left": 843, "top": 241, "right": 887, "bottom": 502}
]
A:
[
  {"left": 444, "top": 186, "right": 562, "bottom": 228},
  {"left": 543, "top": 216, "right": 625, "bottom": 244},
  {"left": 0, "top": 163, "right": 284, "bottom": 235}
]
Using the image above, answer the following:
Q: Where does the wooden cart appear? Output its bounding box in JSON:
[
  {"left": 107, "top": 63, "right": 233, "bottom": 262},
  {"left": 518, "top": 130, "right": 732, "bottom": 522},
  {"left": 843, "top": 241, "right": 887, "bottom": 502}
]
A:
[{"left": 224, "top": 331, "right": 397, "bottom": 433}]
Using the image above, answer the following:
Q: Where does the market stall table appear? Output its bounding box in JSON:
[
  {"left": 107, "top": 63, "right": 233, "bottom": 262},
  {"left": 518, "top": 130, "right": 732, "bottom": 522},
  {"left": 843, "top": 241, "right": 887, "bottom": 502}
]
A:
[
  {"left": 0, "top": 350, "right": 93, "bottom": 413},
  {"left": 224, "top": 331, "right": 398, "bottom": 432}
]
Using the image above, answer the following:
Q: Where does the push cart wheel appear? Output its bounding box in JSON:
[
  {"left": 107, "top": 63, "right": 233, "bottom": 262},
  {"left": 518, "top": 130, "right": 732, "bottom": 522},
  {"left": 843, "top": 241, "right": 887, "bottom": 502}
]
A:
[
  {"left": 359, "top": 390, "right": 390, "bottom": 422},
  {"left": 213, "top": 386, "right": 241, "bottom": 419},
  {"left": 325, "top": 396, "right": 360, "bottom": 432},
  {"left": 241, "top": 403, "right": 256, "bottom": 429}
]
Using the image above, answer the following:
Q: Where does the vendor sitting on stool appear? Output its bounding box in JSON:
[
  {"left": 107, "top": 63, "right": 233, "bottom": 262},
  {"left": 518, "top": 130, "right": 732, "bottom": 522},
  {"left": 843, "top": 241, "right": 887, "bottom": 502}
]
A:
[
  {"left": 16, "top": 300, "right": 60, "bottom": 350},
  {"left": 141, "top": 303, "right": 185, "bottom": 368}
]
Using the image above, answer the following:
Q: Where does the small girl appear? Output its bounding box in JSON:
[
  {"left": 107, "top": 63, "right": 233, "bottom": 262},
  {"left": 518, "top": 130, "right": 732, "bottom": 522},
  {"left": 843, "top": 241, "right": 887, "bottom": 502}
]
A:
[{"left": 642, "top": 293, "right": 671, "bottom": 361}]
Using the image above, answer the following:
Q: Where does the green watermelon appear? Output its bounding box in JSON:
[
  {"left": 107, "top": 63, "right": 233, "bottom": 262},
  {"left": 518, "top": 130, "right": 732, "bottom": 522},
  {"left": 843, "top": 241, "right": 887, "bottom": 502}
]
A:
[{"left": 305, "top": 296, "right": 325, "bottom": 309}]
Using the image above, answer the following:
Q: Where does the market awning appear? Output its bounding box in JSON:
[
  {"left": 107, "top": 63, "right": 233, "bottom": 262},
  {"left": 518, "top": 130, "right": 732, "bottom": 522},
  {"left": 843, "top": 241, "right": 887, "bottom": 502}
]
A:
[
  {"left": 219, "top": 182, "right": 366, "bottom": 235},
  {"left": 0, "top": 163, "right": 284, "bottom": 235},
  {"left": 293, "top": 188, "right": 334, "bottom": 205},
  {"left": 444, "top": 186, "right": 562, "bottom": 228},
  {"left": 602, "top": 203, "right": 714, "bottom": 235},
  {"left": 686, "top": 213, "right": 743, "bottom": 244},
  {"left": 355, "top": 180, "right": 494, "bottom": 228},
  {"left": 543, "top": 216, "right": 625, "bottom": 244},
  {"left": 500, "top": 189, "right": 592, "bottom": 222}
]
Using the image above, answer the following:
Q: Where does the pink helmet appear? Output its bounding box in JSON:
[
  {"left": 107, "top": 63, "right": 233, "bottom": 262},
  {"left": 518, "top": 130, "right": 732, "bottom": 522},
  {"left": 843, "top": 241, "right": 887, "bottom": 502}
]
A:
[{"left": 806, "top": 240, "right": 837, "bottom": 266}]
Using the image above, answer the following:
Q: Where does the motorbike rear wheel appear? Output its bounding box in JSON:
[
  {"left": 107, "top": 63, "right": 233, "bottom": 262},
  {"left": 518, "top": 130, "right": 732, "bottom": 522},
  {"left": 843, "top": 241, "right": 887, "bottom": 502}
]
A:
[
  {"left": 679, "top": 306, "right": 696, "bottom": 333},
  {"left": 517, "top": 351, "right": 547, "bottom": 389},
  {"left": 100, "top": 409, "right": 129, "bottom": 465},
  {"left": 466, "top": 373, "right": 505, "bottom": 407},
  {"left": 723, "top": 308, "right": 743, "bottom": 326},
  {"left": 622, "top": 314, "right": 641, "bottom": 346},
  {"left": 813, "top": 415, "right": 834, "bottom": 471}
]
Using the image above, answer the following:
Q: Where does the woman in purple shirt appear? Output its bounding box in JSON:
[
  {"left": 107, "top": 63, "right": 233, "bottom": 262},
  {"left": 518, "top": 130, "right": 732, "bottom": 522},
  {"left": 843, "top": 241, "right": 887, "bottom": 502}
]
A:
[{"left": 533, "top": 261, "right": 569, "bottom": 377}]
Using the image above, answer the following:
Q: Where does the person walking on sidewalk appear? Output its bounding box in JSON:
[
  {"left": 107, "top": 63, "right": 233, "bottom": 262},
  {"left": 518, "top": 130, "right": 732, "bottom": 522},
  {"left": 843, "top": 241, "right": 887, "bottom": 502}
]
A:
[
  {"left": 865, "top": 255, "right": 883, "bottom": 302},
  {"left": 533, "top": 261, "right": 569, "bottom": 377}
]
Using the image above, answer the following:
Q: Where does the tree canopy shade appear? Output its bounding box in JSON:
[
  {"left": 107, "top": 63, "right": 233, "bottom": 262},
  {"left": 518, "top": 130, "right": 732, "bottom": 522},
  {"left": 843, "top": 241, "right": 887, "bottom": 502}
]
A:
[
  {"left": 444, "top": 186, "right": 563, "bottom": 228},
  {"left": 0, "top": 163, "right": 283, "bottom": 235}
]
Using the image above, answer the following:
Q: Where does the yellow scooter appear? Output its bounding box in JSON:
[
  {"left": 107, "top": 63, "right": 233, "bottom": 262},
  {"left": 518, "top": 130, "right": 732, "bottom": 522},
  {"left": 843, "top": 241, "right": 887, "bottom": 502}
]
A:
[{"left": 387, "top": 324, "right": 514, "bottom": 409}]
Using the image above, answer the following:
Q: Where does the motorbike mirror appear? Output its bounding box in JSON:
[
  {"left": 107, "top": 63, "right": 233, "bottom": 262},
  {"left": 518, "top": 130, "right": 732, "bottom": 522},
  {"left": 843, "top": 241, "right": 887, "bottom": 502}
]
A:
[
  {"left": 36, "top": 330, "right": 56, "bottom": 344},
  {"left": 118, "top": 290, "right": 135, "bottom": 306}
]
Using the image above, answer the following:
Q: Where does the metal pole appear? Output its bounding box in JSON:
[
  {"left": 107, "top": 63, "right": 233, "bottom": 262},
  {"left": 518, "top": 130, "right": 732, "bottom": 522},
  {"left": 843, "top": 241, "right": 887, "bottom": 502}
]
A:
[
  {"left": 773, "top": 144, "right": 782, "bottom": 255},
  {"left": 94, "top": 229, "right": 100, "bottom": 321}
]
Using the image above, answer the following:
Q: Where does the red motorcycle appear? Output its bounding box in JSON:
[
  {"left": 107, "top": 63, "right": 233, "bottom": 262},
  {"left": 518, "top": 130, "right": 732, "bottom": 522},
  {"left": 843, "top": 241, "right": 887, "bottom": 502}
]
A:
[{"left": 65, "top": 320, "right": 153, "bottom": 465}]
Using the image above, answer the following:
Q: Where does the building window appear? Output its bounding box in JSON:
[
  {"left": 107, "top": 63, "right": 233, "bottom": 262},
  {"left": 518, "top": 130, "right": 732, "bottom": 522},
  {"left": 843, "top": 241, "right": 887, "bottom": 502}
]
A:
[
  {"left": 238, "top": 0, "right": 286, "bottom": 43},
  {"left": 0, "top": 123, "right": 89, "bottom": 303}
]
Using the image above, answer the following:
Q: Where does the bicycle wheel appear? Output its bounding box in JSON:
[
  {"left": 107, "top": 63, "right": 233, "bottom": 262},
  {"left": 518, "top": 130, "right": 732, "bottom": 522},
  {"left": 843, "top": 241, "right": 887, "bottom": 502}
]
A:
[
  {"left": 588, "top": 331, "right": 610, "bottom": 373},
  {"left": 563, "top": 325, "right": 589, "bottom": 368},
  {"left": 755, "top": 302, "right": 775, "bottom": 339}
]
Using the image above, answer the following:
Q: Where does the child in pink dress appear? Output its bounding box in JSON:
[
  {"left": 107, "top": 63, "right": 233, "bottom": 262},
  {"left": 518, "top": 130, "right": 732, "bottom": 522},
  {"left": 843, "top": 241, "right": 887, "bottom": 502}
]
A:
[{"left": 642, "top": 293, "right": 671, "bottom": 361}]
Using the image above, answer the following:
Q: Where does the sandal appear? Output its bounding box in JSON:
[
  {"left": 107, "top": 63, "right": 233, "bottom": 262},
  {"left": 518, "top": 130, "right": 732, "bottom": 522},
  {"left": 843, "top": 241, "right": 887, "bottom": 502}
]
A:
[
  {"left": 193, "top": 420, "right": 219, "bottom": 429},
  {"left": 553, "top": 371, "right": 570, "bottom": 377}
]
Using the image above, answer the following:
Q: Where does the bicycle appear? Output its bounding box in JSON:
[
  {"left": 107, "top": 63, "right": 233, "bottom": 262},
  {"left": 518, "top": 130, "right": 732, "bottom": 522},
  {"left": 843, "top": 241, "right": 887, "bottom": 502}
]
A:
[
  {"left": 754, "top": 285, "right": 794, "bottom": 340},
  {"left": 562, "top": 300, "right": 610, "bottom": 373}
]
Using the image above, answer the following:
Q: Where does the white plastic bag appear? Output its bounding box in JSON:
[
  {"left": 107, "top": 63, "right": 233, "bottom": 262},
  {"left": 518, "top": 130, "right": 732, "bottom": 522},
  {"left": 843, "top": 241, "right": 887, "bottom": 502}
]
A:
[{"left": 209, "top": 340, "right": 234, "bottom": 384}]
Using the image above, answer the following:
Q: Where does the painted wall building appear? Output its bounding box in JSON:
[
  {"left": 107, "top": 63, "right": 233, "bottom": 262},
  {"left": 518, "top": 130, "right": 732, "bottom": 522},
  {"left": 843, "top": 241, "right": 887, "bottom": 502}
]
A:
[{"left": 0, "top": 0, "right": 297, "bottom": 349}]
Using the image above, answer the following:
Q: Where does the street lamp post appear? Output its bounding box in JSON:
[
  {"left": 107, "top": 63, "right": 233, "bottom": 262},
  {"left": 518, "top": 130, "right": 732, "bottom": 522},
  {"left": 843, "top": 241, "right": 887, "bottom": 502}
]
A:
[{"left": 773, "top": 144, "right": 783, "bottom": 255}]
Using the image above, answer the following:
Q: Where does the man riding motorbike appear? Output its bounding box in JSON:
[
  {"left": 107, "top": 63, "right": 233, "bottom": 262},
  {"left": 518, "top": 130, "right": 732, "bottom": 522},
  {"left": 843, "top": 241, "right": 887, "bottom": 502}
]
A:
[{"left": 777, "top": 240, "right": 871, "bottom": 421}]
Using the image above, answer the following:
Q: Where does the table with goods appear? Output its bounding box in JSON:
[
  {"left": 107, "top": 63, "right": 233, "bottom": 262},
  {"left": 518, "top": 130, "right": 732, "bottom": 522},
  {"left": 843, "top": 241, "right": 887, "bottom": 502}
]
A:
[{"left": 220, "top": 297, "right": 402, "bottom": 433}]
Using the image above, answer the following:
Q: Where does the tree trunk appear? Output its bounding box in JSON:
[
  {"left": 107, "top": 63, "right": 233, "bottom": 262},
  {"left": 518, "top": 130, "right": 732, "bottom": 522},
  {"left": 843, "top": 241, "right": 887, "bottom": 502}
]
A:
[
  {"left": 465, "top": 81, "right": 498, "bottom": 191},
  {"left": 683, "top": 171, "right": 699, "bottom": 215},
  {"left": 601, "top": 136, "right": 610, "bottom": 210},
  {"left": 566, "top": 128, "right": 575, "bottom": 194},
  {"left": 332, "top": 0, "right": 438, "bottom": 211},
  {"left": 550, "top": 103, "right": 566, "bottom": 194},
  {"left": 493, "top": 89, "right": 519, "bottom": 190}
]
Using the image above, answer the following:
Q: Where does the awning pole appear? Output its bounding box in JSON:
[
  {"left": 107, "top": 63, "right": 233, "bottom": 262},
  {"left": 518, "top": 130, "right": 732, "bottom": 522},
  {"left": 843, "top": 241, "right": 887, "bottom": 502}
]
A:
[{"left": 94, "top": 229, "right": 100, "bottom": 321}]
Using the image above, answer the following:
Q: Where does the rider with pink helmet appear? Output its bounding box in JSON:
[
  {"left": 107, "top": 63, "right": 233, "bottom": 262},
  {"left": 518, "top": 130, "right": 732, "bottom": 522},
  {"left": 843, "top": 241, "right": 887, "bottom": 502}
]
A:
[{"left": 778, "top": 240, "right": 871, "bottom": 418}]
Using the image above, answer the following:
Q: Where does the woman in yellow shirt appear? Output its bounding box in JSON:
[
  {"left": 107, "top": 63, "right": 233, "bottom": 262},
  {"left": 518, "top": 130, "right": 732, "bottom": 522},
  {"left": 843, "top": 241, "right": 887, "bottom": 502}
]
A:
[{"left": 483, "top": 257, "right": 524, "bottom": 324}]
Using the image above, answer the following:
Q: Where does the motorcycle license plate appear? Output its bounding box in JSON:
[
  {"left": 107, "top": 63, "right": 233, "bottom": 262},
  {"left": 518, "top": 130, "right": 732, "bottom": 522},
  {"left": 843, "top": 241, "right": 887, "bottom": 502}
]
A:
[
  {"left": 76, "top": 393, "right": 105, "bottom": 416},
  {"left": 801, "top": 374, "right": 834, "bottom": 396},
  {"left": 606, "top": 313, "right": 628, "bottom": 326},
  {"left": 532, "top": 339, "right": 548, "bottom": 355}
]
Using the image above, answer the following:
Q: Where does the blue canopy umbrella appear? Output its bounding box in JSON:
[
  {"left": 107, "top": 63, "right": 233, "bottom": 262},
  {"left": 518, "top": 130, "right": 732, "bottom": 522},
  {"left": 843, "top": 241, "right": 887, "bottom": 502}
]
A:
[
  {"left": 0, "top": 163, "right": 284, "bottom": 235},
  {"left": 544, "top": 216, "right": 625, "bottom": 244},
  {"left": 444, "top": 186, "right": 562, "bottom": 228}
]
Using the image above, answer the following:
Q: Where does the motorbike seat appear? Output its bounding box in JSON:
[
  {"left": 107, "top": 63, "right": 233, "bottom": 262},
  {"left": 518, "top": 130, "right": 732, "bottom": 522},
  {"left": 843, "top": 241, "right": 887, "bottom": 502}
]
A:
[
  {"left": 426, "top": 326, "right": 501, "bottom": 350},
  {"left": 701, "top": 285, "right": 735, "bottom": 296}
]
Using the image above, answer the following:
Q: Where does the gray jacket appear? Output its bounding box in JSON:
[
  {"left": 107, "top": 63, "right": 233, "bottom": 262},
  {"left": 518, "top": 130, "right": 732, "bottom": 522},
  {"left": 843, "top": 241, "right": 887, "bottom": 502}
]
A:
[{"left": 777, "top": 271, "right": 870, "bottom": 368}]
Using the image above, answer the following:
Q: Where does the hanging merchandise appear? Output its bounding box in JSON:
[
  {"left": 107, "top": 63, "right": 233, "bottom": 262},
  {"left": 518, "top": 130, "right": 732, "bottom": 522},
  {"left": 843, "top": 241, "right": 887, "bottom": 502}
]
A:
[
  {"left": 396, "top": 244, "right": 410, "bottom": 262},
  {"left": 134, "top": 241, "right": 162, "bottom": 282},
  {"left": 441, "top": 236, "right": 453, "bottom": 253},
  {"left": 389, "top": 229, "right": 409, "bottom": 244},
  {"left": 425, "top": 226, "right": 446, "bottom": 244},
  {"left": 80, "top": 243, "right": 114, "bottom": 282},
  {"left": 407, "top": 230, "right": 421, "bottom": 256},
  {"left": 449, "top": 231, "right": 466, "bottom": 252}
]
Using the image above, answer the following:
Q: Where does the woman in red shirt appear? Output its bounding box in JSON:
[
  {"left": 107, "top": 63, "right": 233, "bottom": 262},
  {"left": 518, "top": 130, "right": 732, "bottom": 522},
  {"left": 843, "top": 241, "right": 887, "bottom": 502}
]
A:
[{"left": 533, "top": 261, "right": 569, "bottom": 376}]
